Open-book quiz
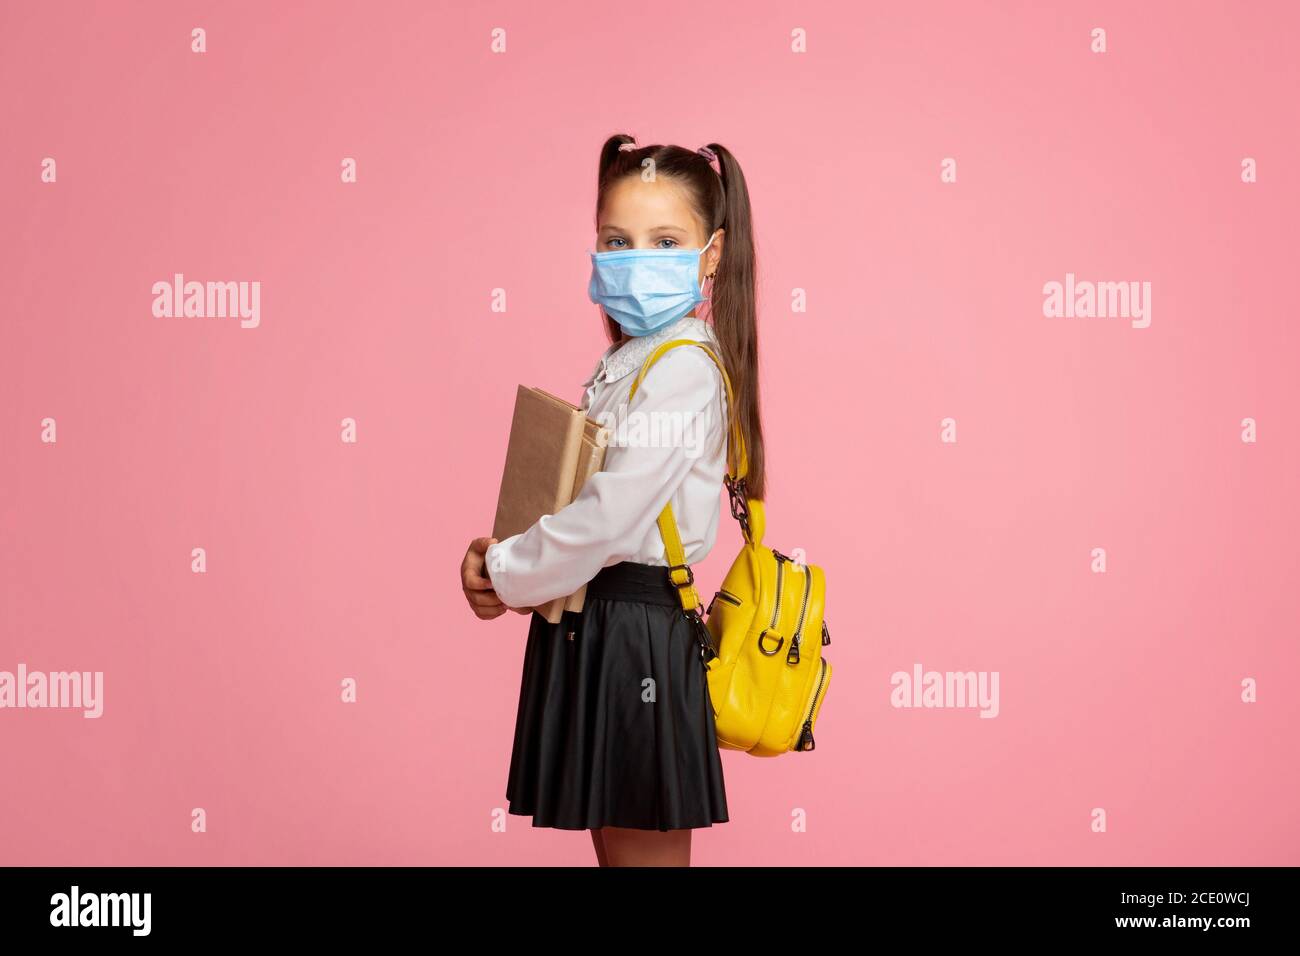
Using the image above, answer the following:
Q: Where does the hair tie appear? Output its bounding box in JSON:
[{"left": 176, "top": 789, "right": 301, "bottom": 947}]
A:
[
  {"left": 697, "top": 146, "right": 721, "bottom": 172},
  {"left": 618, "top": 142, "right": 638, "bottom": 153}
]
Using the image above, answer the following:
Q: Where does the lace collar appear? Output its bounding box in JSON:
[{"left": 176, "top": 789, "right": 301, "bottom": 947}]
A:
[{"left": 582, "top": 316, "right": 719, "bottom": 392}]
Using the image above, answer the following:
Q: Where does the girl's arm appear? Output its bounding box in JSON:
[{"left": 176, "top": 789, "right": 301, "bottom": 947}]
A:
[{"left": 485, "top": 347, "right": 724, "bottom": 609}]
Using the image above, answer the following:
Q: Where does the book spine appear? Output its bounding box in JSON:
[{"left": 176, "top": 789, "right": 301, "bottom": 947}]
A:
[
  {"left": 535, "top": 413, "right": 588, "bottom": 623},
  {"left": 561, "top": 436, "right": 608, "bottom": 614}
]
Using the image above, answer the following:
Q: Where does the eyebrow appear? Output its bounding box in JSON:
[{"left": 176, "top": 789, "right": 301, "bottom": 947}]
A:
[{"left": 600, "top": 224, "right": 690, "bottom": 234}]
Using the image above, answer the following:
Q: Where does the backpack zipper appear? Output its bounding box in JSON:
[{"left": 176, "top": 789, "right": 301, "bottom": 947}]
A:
[
  {"left": 785, "top": 567, "right": 814, "bottom": 665},
  {"left": 769, "top": 549, "right": 787, "bottom": 629},
  {"left": 714, "top": 589, "right": 742, "bottom": 606},
  {"left": 794, "top": 658, "right": 829, "bottom": 752},
  {"left": 757, "top": 550, "right": 790, "bottom": 657}
]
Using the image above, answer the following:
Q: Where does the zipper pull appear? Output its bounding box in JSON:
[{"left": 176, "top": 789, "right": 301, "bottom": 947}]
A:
[
  {"left": 821, "top": 621, "right": 831, "bottom": 645},
  {"left": 771, "top": 549, "right": 790, "bottom": 563},
  {"left": 786, "top": 636, "right": 801, "bottom": 665},
  {"left": 795, "top": 720, "right": 816, "bottom": 752}
]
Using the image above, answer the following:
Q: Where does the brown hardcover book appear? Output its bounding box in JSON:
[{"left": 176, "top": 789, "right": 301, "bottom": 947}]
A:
[{"left": 492, "top": 386, "right": 607, "bottom": 623}]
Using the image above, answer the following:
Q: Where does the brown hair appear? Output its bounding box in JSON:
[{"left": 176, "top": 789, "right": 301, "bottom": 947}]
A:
[{"left": 594, "top": 133, "right": 767, "bottom": 500}]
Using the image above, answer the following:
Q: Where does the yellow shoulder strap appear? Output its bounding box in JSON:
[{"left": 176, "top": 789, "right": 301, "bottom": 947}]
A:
[
  {"left": 627, "top": 339, "right": 746, "bottom": 613},
  {"left": 628, "top": 339, "right": 748, "bottom": 481}
]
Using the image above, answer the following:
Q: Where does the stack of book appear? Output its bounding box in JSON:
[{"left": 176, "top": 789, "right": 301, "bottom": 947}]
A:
[{"left": 492, "top": 386, "right": 608, "bottom": 622}]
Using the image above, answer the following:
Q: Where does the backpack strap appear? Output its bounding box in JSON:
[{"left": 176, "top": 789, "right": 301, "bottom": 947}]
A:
[
  {"left": 627, "top": 339, "right": 747, "bottom": 613},
  {"left": 628, "top": 339, "right": 747, "bottom": 482}
]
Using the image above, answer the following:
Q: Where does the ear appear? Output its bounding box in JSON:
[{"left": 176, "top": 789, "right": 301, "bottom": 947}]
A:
[{"left": 705, "top": 228, "right": 725, "bottom": 277}]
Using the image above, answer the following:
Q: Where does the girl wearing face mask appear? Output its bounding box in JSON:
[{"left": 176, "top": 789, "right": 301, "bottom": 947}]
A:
[{"left": 458, "top": 134, "right": 766, "bottom": 867}]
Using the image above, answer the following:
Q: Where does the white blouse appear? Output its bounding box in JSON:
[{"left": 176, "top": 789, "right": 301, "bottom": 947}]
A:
[{"left": 485, "top": 315, "right": 730, "bottom": 609}]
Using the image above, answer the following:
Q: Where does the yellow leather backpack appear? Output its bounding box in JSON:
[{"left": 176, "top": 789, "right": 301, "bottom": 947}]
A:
[{"left": 629, "top": 340, "right": 832, "bottom": 756}]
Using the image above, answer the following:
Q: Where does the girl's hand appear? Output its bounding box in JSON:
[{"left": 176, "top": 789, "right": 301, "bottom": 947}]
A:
[
  {"left": 462, "top": 537, "right": 506, "bottom": 619},
  {"left": 461, "top": 537, "right": 534, "bottom": 619}
]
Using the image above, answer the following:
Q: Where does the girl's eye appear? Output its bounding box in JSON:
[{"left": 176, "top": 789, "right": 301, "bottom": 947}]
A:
[
  {"left": 655, "top": 238, "right": 679, "bottom": 249},
  {"left": 606, "top": 237, "right": 626, "bottom": 249}
]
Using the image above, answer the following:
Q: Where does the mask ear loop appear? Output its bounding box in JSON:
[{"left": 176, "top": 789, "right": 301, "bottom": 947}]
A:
[
  {"left": 695, "top": 229, "right": 719, "bottom": 323},
  {"left": 696, "top": 274, "right": 715, "bottom": 324}
]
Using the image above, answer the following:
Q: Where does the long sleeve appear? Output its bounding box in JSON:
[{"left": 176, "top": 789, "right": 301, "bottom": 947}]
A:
[{"left": 485, "top": 346, "right": 725, "bottom": 609}]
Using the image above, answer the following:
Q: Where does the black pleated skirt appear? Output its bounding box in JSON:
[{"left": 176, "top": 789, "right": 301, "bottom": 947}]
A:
[{"left": 505, "top": 561, "right": 729, "bottom": 831}]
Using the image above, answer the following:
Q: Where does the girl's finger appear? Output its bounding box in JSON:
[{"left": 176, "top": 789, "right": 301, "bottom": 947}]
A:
[
  {"left": 466, "top": 587, "right": 504, "bottom": 608},
  {"left": 463, "top": 572, "right": 495, "bottom": 591}
]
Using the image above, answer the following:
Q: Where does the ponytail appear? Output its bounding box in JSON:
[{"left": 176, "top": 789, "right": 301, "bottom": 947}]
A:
[{"left": 701, "top": 142, "right": 765, "bottom": 500}]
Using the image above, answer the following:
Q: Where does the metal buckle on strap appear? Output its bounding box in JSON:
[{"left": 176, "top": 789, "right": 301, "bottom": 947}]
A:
[{"left": 667, "top": 564, "right": 695, "bottom": 589}]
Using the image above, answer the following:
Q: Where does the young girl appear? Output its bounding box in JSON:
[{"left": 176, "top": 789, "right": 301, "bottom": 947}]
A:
[{"left": 458, "top": 134, "right": 765, "bottom": 867}]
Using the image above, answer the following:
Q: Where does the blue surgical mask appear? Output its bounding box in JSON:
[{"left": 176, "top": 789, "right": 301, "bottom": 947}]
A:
[{"left": 587, "top": 231, "right": 717, "bottom": 337}]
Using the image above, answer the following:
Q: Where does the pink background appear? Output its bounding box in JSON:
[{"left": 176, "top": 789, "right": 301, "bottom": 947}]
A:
[{"left": 3, "top": 0, "right": 1297, "bottom": 866}]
